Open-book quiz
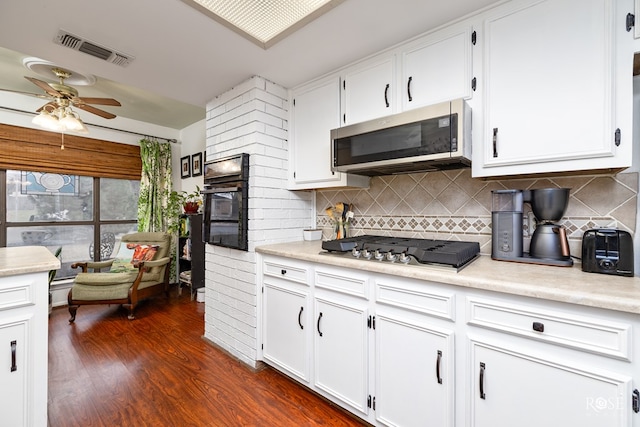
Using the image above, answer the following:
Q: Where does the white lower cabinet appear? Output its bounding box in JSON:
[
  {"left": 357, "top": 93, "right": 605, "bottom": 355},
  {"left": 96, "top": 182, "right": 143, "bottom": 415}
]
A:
[
  {"left": 0, "top": 272, "right": 50, "bottom": 427},
  {"left": 261, "top": 258, "right": 311, "bottom": 383},
  {"left": 259, "top": 255, "right": 640, "bottom": 427},
  {"left": 262, "top": 283, "right": 310, "bottom": 382},
  {"left": 469, "top": 338, "right": 632, "bottom": 427},
  {"left": 314, "top": 294, "right": 370, "bottom": 415},
  {"left": 0, "top": 317, "right": 29, "bottom": 427},
  {"left": 375, "top": 313, "right": 454, "bottom": 427}
]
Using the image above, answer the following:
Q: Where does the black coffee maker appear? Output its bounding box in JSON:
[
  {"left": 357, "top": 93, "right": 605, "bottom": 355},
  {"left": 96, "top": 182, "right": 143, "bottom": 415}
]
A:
[{"left": 492, "top": 188, "right": 573, "bottom": 267}]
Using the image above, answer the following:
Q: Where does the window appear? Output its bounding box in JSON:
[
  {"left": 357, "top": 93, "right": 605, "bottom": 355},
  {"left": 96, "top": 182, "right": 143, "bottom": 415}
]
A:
[{"left": 2, "top": 170, "right": 140, "bottom": 280}]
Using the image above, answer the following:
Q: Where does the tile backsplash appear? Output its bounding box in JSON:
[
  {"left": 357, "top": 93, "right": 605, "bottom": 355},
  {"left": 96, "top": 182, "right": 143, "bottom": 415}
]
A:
[{"left": 316, "top": 169, "right": 638, "bottom": 256}]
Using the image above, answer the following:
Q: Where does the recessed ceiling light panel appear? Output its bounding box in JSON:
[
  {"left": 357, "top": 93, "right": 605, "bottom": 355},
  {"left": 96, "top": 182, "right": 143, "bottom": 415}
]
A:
[{"left": 183, "top": 0, "right": 345, "bottom": 49}]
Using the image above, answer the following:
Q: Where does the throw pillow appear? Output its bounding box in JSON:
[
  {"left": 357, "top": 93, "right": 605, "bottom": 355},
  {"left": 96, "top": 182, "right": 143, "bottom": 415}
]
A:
[
  {"left": 130, "top": 244, "right": 159, "bottom": 268},
  {"left": 109, "top": 243, "right": 158, "bottom": 273},
  {"left": 109, "top": 243, "right": 137, "bottom": 273}
]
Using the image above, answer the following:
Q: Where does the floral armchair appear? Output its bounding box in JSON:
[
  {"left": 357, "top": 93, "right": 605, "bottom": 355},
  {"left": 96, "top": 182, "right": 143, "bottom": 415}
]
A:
[{"left": 67, "top": 232, "right": 171, "bottom": 322}]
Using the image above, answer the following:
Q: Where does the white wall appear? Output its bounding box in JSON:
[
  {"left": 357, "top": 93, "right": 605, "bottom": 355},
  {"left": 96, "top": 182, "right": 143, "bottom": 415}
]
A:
[
  {"left": 177, "top": 119, "right": 206, "bottom": 194},
  {"left": 202, "top": 76, "right": 313, "bottom": 367}
]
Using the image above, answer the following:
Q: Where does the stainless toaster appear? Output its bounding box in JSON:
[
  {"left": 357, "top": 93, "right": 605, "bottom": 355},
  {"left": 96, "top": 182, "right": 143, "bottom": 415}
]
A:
[{"left": 581, "top": 229, "right": 634, "bottom": 277}]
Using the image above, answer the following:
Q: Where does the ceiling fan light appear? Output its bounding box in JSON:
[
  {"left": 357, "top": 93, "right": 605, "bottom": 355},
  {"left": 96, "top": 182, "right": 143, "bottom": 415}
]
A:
[
  {"left": 32, "top": 110, "right": 62, "bottom": 131},
  {"left": 59, "top": 111, "right": 81, "bottom": 129},
  {"left": 73, "top": 120, "right": 89, "bottom": 134},
  {"left": 59, "top": 108, "right": 88, "bottom": 133}
]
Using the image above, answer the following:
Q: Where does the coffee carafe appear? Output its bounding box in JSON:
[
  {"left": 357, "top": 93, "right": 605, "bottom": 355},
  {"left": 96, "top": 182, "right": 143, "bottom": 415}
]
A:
[{"left": 492, "top": 188, "right": 573, "bottom": 267}]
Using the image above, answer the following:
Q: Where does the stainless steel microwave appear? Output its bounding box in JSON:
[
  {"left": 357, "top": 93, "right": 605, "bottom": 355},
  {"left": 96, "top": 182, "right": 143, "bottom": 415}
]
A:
[{"left": 331, "top": 98, "right": 471, "bottom": 176}]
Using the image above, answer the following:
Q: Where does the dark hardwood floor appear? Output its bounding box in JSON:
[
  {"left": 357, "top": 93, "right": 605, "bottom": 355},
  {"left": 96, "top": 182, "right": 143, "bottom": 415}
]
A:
[{"left": 48, "top": 287, "right": 367, "bottom": 427}]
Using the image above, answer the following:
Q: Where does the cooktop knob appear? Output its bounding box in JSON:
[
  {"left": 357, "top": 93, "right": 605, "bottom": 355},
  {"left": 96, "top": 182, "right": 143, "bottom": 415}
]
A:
[
  {"left": 362, "top": 249, "right": 372, "bottom": 260},
  {"left": 385, "top": 251, "right": 398, "bottom": 262},
  {"left": 351, "top": 248, "right": 361, "bottom": 258},
  {"left": 374, "top": 249, "right": 385, "bottom": 261},
  {"left": 399, "top": 252, "right": 411, "bottom": 264}
]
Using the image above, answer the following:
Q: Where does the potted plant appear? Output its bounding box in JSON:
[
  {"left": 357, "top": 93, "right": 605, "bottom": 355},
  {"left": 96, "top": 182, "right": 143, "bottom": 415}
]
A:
[{"left": 167, "top": 186, "right": 202, "bottom": 233}]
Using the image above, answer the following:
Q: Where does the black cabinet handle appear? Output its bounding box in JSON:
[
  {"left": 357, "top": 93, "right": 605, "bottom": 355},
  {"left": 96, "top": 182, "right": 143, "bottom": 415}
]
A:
[
  {"left": 407, "top": 77, "right": 413, "bottom": 102},
  {"left": 532, "top": 321, "right": 544, "bottom": 332},
  {"left": 298, "top": 307, "right": 304, "bottom": 330},
  {"left": 280, "top": 269, "right": 286, "bottom": 275},
  {"left": 317, "top": 312, "right": 323, "bottom": 337},
  {"left": 492, "top": 128, "right": 498, "bottom": 158},
  {"left": 384, "top": 84, "right": 390, "bottom": 108},
  {"left": 436, "top": 350, "right": 443, "bottom": 384},
  {"left": 11, "top": 340, "right": 17, "bottom": 372},
  {"left": 479, "top": 362, "right": 486, "bottom": 399}
]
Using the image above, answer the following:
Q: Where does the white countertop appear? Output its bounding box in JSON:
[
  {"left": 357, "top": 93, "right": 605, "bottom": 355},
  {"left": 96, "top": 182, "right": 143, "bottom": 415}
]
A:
[
  {"left": 256, "top": 240, "right": 640, "bottom": 315},
  {"left": 0, "top": 246, "right": 61, "bottom": 277}
]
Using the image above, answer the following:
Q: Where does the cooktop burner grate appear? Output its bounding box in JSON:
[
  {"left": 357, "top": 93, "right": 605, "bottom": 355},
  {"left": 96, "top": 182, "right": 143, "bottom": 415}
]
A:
[{"left": 321, "top": 235, "right": 480, "bottom": 270}]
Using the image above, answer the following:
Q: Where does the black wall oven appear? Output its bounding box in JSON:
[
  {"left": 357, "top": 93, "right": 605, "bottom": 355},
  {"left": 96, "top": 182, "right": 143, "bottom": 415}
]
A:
[{"left": 202, "top": 153, "right": 249, "bottom": 251}]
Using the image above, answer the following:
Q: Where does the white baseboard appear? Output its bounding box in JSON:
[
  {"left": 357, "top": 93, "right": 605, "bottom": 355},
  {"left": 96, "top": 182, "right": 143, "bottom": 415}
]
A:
[{"left": 51, "top": 280, "right": 73, "bottom": 308}]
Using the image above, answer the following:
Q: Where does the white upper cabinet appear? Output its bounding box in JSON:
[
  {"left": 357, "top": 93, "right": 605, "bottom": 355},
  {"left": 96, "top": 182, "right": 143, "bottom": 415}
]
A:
[
  {"left": 288, "top": 0, "right": 636, "bottom": 186},
  {"left": 288, "top": 76, "right": 369, "bottom": 190},
  {"left": 400, "top": 25, "right": 475, "bottom": 111},
  {"left": 341, "top": 55, "right": 396, "bottom": 126},
  {"left": 474, "top": 0, "right": 634, "bottom": 177}
]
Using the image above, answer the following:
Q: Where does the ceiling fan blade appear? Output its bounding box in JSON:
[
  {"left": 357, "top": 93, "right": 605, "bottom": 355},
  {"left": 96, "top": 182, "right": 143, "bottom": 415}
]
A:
[
  {"left": 0, "top": 87, "right": 51, "bottom": 99},
  {"left": 75, "top": 97, "right": 121, "bottom": 106},
  {"left": 75, "top": 103, "right": 117, "bottom": 119},
  {"left": 24, "top": 76, "right": 63, "bottom": 98},
  {"left": 35, "top": 102, "right": 57, "bottom": 113}
]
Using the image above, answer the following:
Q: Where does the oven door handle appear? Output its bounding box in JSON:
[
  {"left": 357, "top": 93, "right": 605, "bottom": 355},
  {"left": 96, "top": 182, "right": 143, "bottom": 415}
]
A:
[{"left": 202, "top": 187, "right": 241, "bottom": 193}]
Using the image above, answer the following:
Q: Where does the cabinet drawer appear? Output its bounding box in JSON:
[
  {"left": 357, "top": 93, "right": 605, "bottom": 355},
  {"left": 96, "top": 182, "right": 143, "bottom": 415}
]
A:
[
  {"left": 315, "top": 269, "right": 368, "bottom": 299},
  {"left": 263, "top": 260, "right": 308, "bottom": 285},
  {"left": 467, "top": 297, "right": 631, "bottom": 360},
  {"left": 375, "top": 278, "right": 455, "bottom": 321},
  {"left": 0, "top": 276, "right": 36, "bottom": 311}
]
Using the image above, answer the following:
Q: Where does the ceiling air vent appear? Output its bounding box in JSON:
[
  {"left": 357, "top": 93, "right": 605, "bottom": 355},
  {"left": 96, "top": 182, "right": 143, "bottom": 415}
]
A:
[{"left": 54, "top": 29, "right": 135, "bottom": 67}]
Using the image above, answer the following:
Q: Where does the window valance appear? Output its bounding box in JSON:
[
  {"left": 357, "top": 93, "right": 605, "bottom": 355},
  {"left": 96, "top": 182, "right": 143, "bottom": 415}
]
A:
[{"left": 0, "top": 123, "right": 141, "bottom": 180}]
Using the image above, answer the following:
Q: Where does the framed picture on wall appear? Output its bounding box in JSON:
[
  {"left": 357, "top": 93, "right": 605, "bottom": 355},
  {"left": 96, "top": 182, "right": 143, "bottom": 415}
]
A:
[
  {"left": 191, "top": 152, "right": 203, "bottom": 177},
  {"left": 180, "top": 155, "right": 191, "bottom": 179}
]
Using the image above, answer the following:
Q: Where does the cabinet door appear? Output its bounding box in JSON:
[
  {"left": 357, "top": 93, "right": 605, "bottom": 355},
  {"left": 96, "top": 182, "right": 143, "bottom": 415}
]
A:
[
  {"left": 0, "top": 319, "right": 28, "bottom": 427},
  {"left": 314, "top": 296, "right": 369, "bottom": 415},
  {"left": 470, "top": 339, "right": 632, "bottom": 427},
  {"left": 375, "top": 314, "right": 454, "bottom": 427},
  {"left": 289, "top": 78, "right": 369, "bottom": 190},
  {"left": 401, "top": 26, "right": 474, "bottom": 111},
  {"left": 262, "top": 283, "right": 310, "bottom": 382},
  {"left": 480, "top": 0, "right": 621, "bottom": 174},
  {"left": 342, "top": 55, "right": 395, "bottom": 125},
  {"left": 290, "top": 77, "right": 341, "bottom": 186}
]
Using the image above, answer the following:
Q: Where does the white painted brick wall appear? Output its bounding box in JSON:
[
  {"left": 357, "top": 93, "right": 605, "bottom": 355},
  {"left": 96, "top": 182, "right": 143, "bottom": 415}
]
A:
[{"left": 203, "top": 76, "right": 313, "bottom": 367}]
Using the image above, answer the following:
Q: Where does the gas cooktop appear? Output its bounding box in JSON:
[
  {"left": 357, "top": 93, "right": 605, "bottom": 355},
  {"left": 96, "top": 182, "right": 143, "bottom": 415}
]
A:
[{"left": 321, "top": 235, "right": 480, "bottom": 271}]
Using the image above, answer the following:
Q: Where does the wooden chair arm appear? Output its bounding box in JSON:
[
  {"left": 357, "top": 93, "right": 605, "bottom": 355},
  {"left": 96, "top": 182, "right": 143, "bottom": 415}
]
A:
[
  {"left": 71, "top": 262, "right": 88, "bottom": 273},
  {"left": 71, "top": 259, "right": 115, "bottom": 273},
  {"left": 128, "top": 257, "right": 171, "bottom": 301}
]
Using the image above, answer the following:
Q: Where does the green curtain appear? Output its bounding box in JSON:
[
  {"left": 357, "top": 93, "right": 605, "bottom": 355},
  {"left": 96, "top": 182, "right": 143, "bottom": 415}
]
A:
[
  {"left": 137, "top": 138, "right": 172, "bottom": 232},
  {"left": 138, "top": 138, "right": 177, "bottom": 281}
]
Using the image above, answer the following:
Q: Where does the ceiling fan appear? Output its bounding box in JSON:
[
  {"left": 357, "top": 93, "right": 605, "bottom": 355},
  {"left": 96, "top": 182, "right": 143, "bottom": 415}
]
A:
[{"left": 3, "top": 66, "right": 122, "bottom": 120}]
